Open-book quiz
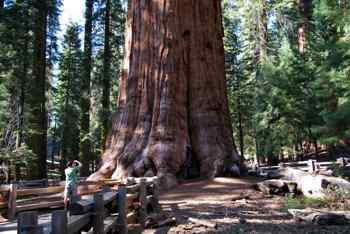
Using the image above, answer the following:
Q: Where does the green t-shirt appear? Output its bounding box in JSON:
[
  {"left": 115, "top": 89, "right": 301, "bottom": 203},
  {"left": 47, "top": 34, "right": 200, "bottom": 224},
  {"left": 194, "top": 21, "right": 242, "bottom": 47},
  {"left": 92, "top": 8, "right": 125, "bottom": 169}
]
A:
[{"left": 65, "top": 166, "right": 80, "bottom": 187}]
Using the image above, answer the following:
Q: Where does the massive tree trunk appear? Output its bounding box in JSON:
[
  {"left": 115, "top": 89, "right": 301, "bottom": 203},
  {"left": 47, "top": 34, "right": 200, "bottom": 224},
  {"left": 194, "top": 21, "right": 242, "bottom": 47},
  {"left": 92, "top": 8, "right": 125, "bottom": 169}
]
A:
[
  {"left": 80, "top": 0, "right": 93, "bottom": 176},
  {"left": 88, "top": 0, "right": 240, "bottom": 188},
  {"left": 27, "top": 0, "right": 48, "bottom": 179}
]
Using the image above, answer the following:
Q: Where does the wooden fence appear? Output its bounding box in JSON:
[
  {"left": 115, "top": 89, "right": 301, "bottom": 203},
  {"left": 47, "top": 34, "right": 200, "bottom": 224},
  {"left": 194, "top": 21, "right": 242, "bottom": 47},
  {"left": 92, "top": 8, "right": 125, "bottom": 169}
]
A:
[
  {"left": 255, "top": 157, "right": 349, "bottom": 177},
  {"left": 1, "top": 177, "right": 160, "bottom": 233},
  {"left": 0, "top": 178, "right": 121, "bottom": 219}
]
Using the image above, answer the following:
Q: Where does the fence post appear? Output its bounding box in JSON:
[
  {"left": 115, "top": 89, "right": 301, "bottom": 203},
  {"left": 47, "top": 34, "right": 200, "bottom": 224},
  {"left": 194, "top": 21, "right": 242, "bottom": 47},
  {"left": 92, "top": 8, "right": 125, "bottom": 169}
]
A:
[
  {"left": 139, "top": 178, "right": 147, "bottom": 227},
  {"left": 17, "top": 211, "right": 41, "bottom": 234},
  {"left": 153, "top": 178, "right": 161, "bottom": 213},
  {"left": 337, "top": 157, "right": 346, "bottom": 167},
  {"left": 51, "top": 210, "right": 67, "bottom": 234},
  {"left": 8, "top": 183, "right": 17, "bottom": 219},
  {"left": 117, "top": 185, "right": 128, "bottom": 234},
  {"left": 308, "top": 159, "right": 316, "bottom": 173},
  {"left": 93, "top": 192, "right": 104, "bottom": 233}
]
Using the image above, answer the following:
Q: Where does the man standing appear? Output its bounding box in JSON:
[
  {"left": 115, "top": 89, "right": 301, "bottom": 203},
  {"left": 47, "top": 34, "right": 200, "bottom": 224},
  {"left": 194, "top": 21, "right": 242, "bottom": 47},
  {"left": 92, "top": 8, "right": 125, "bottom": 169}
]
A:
[{"left": 64, "top": 160, "right": 82, "bottom": 209}]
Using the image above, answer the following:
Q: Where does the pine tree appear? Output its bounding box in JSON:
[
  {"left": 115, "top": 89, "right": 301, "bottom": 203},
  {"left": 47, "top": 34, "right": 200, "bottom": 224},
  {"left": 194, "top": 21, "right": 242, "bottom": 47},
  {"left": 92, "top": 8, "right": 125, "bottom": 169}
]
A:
[
  {"left": 223, "top": 0, "right": 254, "bottom": 162},
  {"left": 90, "top": 0, "right": 125, "bottom": 159},
  {"left": 55, "top": 23, "right": 82, "bottom": 177}
]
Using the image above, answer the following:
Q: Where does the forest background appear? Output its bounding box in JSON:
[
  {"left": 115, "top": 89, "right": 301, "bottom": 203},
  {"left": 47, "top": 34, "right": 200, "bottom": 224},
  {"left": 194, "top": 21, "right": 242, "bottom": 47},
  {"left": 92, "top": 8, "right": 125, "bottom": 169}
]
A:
[{"left": 0, "top": 0, "right": 349, "bottom": 180}]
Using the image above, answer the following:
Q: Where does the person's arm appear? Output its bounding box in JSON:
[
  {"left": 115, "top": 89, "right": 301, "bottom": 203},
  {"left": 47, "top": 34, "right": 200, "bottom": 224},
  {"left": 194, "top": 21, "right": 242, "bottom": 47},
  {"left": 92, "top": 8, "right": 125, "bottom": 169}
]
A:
[{"left": 74, "top": 160, "right": 82, "bottom": 169}]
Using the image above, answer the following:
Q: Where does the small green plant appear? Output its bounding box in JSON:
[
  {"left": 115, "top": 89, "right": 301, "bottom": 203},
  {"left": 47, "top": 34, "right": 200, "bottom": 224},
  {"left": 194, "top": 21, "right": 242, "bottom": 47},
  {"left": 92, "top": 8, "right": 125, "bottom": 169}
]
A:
[
  {"left": 303, "top": 197, "right": 326, "bottom": 207},
  {"left": 282, "top": 194, "right": 326, "bottom": 212},
  {"left": 282, "top": 194, "right": 305, "bottom": 212}
]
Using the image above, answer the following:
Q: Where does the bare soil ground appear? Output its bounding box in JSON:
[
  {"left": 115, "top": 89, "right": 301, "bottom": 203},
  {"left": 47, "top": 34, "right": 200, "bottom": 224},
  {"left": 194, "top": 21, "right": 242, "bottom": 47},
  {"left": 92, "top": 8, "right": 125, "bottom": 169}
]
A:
[{"left": 141, "top": 177, "right": 350, "bottom": 234}]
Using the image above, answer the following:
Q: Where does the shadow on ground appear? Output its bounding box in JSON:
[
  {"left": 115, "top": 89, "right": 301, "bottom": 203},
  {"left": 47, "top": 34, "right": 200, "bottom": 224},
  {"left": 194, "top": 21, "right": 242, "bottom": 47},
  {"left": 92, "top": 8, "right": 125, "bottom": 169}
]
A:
[{"left": 141, "top": 177, "right": 350, "bottom": 234}]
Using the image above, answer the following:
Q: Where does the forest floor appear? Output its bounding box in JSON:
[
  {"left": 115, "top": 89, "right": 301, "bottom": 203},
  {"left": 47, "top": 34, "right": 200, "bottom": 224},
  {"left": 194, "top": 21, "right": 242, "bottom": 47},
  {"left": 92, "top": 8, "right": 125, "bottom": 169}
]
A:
[{"left": 139, "top": 177, "right": 350, "bottom": 234}]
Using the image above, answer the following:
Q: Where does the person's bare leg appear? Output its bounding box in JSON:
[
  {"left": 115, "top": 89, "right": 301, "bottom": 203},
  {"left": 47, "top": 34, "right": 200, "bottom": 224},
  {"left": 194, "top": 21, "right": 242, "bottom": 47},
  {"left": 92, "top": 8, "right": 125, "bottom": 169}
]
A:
[{"left": 64, "top": 196, "right": 68, "bottom": 210}]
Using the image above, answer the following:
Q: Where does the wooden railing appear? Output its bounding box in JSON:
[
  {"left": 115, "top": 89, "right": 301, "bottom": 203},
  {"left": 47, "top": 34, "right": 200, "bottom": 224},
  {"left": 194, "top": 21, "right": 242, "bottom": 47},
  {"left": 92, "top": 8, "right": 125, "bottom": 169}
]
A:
[
  {"left": 1, "top": 176, "right": 161, "bottom": 234},
  {"left": 255, "top": 157, "right": 349, "bottom": 177},
  {"left": 0, "top": 178, "right": 121, "bottom": 219},
  {"left": 0, "top": 177, "right": 160, "bottom": 233},
  {"left": 18, "top": 186, "right": 127, "bottom": 234}
]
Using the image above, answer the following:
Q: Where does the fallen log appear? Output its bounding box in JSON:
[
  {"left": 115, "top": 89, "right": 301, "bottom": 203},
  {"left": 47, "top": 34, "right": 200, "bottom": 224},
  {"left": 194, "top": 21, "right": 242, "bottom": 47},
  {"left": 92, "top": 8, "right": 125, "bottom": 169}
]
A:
[
  {"left": 144, "top": 213, "right": 167, "bottom": 228},
  {"left": 288, "top": 209, "right": 350, "bottom": 225},
  {"left": 156, "top": 217, "right": 177, "bottom": 228},
  {"left": 255, "top": 179, "right": 298, "bottom": 195},
  {"left": 278, "top": 167, "right": 350, "bottom": 198},
  {"left": 145, "top": 214, "right": 177, "bottom": 228},
  {"left": 188, "top": 217, "right": 217, "bottom": 228},
  {"left": 231, "top": 194, "right": 250, "bottom": 201}
]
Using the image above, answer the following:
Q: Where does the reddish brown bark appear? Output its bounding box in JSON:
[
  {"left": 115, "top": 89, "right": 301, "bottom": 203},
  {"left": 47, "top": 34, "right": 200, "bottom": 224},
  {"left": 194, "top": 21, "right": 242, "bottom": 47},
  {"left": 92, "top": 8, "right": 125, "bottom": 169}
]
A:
[
  {"left": 298, "top": 0, "right": 312, "bottom": 54},
  {"left": 88, "top": 0, "right": 240, "bottom": 188}
]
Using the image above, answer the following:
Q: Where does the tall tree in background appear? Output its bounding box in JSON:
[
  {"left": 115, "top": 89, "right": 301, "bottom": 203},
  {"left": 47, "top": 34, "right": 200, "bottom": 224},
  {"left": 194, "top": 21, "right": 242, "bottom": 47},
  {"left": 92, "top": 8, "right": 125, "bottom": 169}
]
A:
[
  {"left": 0, "top": 0, "right": 32, "bottom": 152},
  {"left": 27, "top": 0, "right": 48, "bottom": 179},
  {"left": 235, "top": 0, "right": 268, "bottom": 164},
  {"left": 223, "top": 0, "right": 254, "bottom": 162},
  {"left": 80, "top": 0, "right": 94, "bottom": 176},
  {"left": 16, "top": 0, "right": 30, "bottom": 150},
  {"left": 88, "top": 0, "right": 241, "bottom": 187},
  {"left": 298, "top": 0, "right": 312, "bottom": 54},
  {"left": 101, "top": 0, "right": 111, "bottom": 150},
  {"left": 55, "top": 23, "right": 82, "bottom": 177},
  {"left": 89, "top": 0, "right": 125, "bottom": 161}
]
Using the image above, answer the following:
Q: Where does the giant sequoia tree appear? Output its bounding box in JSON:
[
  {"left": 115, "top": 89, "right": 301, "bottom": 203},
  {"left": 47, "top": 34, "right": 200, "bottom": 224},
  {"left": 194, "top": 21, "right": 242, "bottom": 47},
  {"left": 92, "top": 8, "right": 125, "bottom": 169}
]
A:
[{"left": 88, "top": 0, "right": 240, "bottom": 187}]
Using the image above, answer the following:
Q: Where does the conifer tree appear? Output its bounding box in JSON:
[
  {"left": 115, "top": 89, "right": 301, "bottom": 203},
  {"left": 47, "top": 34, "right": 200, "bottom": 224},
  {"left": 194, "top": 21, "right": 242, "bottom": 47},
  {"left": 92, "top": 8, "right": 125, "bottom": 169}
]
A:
[
  {"left": 26, "top": 0, "right": 49, "bottom": 179},
  {"left": 55, "top": 23, "right": 82, "bottom": 176},
  {"left": 80, "top": 0, "right": 94, "bottom": 176}
]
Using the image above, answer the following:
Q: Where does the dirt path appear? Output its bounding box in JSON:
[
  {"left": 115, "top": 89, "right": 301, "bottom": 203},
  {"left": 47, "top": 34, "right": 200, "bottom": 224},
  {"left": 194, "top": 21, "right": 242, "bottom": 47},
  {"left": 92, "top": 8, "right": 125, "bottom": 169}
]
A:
[{"left": 142, "top": 177, "right": 350, "bottom": 234}]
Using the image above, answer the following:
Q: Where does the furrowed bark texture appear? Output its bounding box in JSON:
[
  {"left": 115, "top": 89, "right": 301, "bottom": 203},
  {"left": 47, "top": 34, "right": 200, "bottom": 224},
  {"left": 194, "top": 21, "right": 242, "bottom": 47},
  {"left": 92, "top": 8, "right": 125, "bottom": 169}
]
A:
[
  {"left": 27, "top": 0, "right": 48, "bottom": 179},
  {"left": 80, "top": 0, "right": 93, "bottom": 176},
  {"left": 88, "top": 0, "right": 240, "bottom": 187},
  {"left": 102, "top": 0, "right": 111, "bottom": 150}
]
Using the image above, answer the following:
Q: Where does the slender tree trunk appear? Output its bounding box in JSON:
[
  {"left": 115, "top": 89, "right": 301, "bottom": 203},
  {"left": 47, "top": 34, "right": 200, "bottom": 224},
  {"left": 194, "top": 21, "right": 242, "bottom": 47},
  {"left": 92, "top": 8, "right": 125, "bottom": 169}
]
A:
[
  {"left": 27, "top": 0, "right": 48, "bottom": 179},
  {"left": 17, "top": 6, "right": 30, "bottom": 149},
  {"left": 236, "top": 82, "right": 244, "bottom": 160},
  {"left": 253, "top": 0, "right": 268, "bottom": 166},
  {"left": 102, "top": 0, "right": 111, "bottom": 151},
  {"left": 15, "top": 7, "right": 29, "bottom": 181},
  {"left": 257, "top": 0, "right": 268, "bottom": 64},
  {"left": 80, "top": 0, "right": 93, "bottom": 176},
  {"left": 0, "top": 0, "right": 4, "bottom": 9},
  {"left": 59, "top": 131, "right": 68, "bottom": 179},
  {"left": 88, "top": 0, "right": 241, "bottom": 188},
  {"left": 298, "top": 0, "right": 312, "bottom": 54}
]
